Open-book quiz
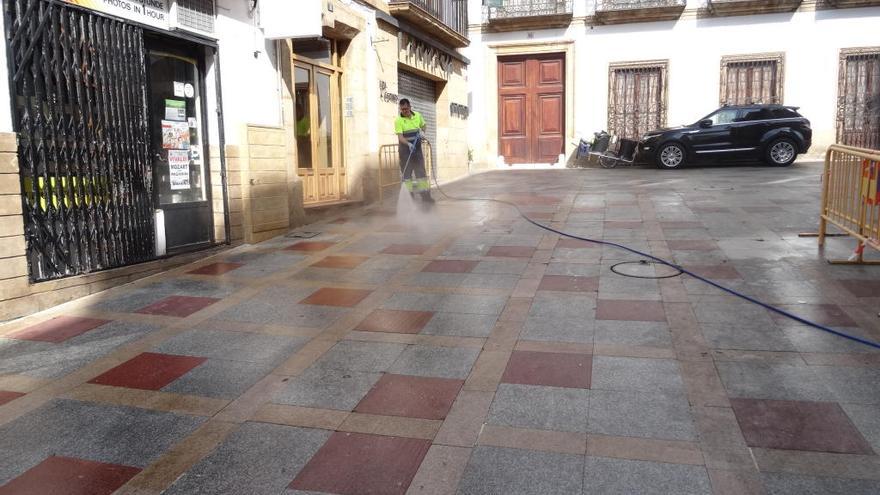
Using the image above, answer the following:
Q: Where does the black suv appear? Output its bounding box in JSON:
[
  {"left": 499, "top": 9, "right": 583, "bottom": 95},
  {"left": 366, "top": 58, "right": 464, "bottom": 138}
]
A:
[{"left": 638, "top": 104, "right": 812, "bottom": 169}]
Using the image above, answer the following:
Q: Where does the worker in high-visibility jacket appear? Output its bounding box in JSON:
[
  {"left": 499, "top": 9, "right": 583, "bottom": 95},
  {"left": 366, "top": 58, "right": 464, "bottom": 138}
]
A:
[{"left": 395, "top": 99, "right": 434, "bottom": 203}]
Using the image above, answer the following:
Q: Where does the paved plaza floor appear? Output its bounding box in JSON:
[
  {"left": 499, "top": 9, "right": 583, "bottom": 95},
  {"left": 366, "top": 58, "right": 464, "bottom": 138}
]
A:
[{"left": 0, "top": 162, "right": 878, "bottom": 494}]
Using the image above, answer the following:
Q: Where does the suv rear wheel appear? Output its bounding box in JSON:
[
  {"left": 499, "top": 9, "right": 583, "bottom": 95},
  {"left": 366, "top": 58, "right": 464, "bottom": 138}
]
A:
[
  {"left": 766, "top": 138, "right": 797, "bottom": 166},
  {"left": 656, "top": 143, "right": 686, "bottom": 169}
]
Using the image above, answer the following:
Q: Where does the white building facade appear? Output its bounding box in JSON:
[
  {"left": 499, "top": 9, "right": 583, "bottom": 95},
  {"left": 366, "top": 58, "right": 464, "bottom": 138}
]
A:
[{"left": 464, "top": 0, "right": 880, "bottom": 167}]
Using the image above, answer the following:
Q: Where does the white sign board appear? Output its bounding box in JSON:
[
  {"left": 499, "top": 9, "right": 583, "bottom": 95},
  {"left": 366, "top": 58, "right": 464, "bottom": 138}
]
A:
[
  {"left": 168, "top": 149, "right": 191, "bottom": 190},
  {"left": 62, "top": 0, "right": 170, "bottom": 30},
  {"left": 260, "top": 0, "right": 322, "bottom": 40}
]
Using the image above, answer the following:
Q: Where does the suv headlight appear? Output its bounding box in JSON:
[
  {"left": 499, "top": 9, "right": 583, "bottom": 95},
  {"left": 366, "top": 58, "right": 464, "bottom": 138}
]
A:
[{"left": 641, "top": 133, "right": 661, "bottom": 141}]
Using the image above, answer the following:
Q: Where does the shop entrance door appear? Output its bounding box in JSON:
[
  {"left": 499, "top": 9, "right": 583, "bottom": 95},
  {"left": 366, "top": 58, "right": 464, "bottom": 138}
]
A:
[{"left": 148, "top": 40, "right": 213, "bottom": 252}]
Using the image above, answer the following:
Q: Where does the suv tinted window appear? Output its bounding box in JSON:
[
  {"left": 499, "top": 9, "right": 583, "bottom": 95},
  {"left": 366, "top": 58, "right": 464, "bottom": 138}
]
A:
[
  {"left": 708, "top": 109, "right": 740, "bottom": 125},
  {"left": 739, "top": 108, "right": 772, "bottom": 121},
  {"left": 770, "top": 107, "right": 800, "bottom": 119}
]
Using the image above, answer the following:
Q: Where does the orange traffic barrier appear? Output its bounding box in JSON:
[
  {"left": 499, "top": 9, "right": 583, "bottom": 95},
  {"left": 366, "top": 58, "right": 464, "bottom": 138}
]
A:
[{"left": 818, "top": 144, "right": 880, "bottom": 264}]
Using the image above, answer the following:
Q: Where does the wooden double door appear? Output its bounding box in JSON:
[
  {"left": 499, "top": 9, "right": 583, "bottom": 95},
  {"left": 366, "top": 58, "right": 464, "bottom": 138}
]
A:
[{"left": 498, "top": 54, "right": 565, "bottom": 164}]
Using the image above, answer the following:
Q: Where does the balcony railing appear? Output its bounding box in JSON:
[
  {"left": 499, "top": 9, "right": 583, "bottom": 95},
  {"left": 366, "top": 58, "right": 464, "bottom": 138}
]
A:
[
  {"left": 594, "top": 0, "right": 686, "bottom": 24},
  {"left": 388, "top": 0, "right": 468, "bottom": 47},
  {"left": 486, "top": 0, "right": 574, "bottom": 31},
  {"left": 706, "top": 0, "right": 803, "bottom": 16}
]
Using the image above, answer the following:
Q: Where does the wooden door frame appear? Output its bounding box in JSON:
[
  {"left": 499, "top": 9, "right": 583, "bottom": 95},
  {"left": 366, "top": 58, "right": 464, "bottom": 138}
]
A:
[
  {"left": 486, "top": 41, "right": 575, "bottom": 166},
  {"left": 291, "top": 49, "right": 345, "bottom": 203}
]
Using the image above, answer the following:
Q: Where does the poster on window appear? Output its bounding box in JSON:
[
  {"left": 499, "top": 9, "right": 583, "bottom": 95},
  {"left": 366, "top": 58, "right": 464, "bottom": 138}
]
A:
[
  {"left": 162, "top": 120, "right": 190, "bottom": 149},
  {"left": 168, "top": 150, "right": 191, "bottom": 190}
]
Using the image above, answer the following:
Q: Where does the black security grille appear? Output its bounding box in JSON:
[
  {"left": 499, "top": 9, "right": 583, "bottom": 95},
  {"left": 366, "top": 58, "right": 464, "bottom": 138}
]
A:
[
  {"left": 838, "top": 50, "right": 880, "bottom": 151},
  {"left": 6, "top": 0, "right": 155, "bottom": 282}
]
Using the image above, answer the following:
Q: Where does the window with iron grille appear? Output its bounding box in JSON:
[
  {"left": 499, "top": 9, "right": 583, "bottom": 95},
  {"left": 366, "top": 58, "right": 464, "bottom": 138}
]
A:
[
  {"left": 837, "top": 47, "right": 880, "bottom": 151},
  {"left": 177, "top": 0, "right": 215, "bottom": 33},
  {"left": 720, "top": 53, "right": 784, "bottom": 106},
  {"left": 608, "top": 61, "right": 668, "bottom": 140}
]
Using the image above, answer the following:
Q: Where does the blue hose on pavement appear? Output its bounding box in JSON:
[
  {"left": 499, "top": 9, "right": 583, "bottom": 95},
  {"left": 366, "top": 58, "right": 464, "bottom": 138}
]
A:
[{"left": 428, "top": 172, "right": 880, "bottom": 351}]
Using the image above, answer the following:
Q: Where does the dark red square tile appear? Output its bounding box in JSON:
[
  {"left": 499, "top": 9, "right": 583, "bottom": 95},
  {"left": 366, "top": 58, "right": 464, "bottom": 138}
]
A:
[
  {"left": 731, "top": 398, "right": 874, "bottom": 454},
  {"left": 771, "top": 304, "right": 857, "bottom": 327},
  {"left": 355, "top": 309, "right": 435, "bottom": 334},
  {"left": 667, "top": 240, "right": 718, "bottom": 251},
  {"left": 381, "top": 244, "right": 430, "bottom": 255},
  {"left": 556, "top": 239, "right": 599, "bottom": 249},
  {"left": 135, "top": 296, "right": 219, "bottom": 317},
  {"left": 88, "top": 352, "right": 206, "bottom": 390},
  {"left": 285, "top": 241, "right": 336, "bottom": 252},
  {"left": 187, "top": 262, "right": 243, "bottom": 275},
  {"left": 691, "top": 206, "right": 731, "bottom": 213},
  {"left": 487, "top": 246, "right": 535, "bottom": 258},
  {"left": 686, "top": 265, "right": 742, "bottom": 280},
  {"left": 289, "top": 432, "right": 430, "bottom": 495},
  {"left": 422, "top": 260, "right": 478, "bottom": 273},
  {"left": 501, "top": 350, "right": 592, "bottom": 389},
  {"left": 660, "top": 221, "right": 704, "bottom": 230},
  {"left": 355, "top": 374, "right": 463, "bottom": 420},
  {"left": 742, "top": 206, "right": 778, "bottom": 214},
  {"left": 7, "top": 316, "right": 110, "bottom": 343},
  {"left": 0, "top": 391, "right": 25, "bottom": 406},
  {"left": 597, "top": 300, "right": 666, "bottom": 322},
  {"left": 604, "top": 221, "right": 643, "bottom": 230},
  {"left": 524, "top": 211, "right": 554, "bottom": 220},
  {"left": 311, "top": 255, "right": 370, "bottom": 269},
  {"left": 300, "top": 288, "right": 373, "bottom": 307},
  {"left": 839, "top": 279, "right": 880, "bottom": 298},
  {"left": 0, "top": 456, "right": 141, "bottom": 495},
  {"left": 538, "top": 275, "right": 599, "bottom": 292}
]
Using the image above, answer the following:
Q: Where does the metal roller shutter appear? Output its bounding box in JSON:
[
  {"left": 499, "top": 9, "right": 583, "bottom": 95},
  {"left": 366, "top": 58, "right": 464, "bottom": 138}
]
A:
[{"left": 398, "top": 71, "right": 438, "bottom": 167}]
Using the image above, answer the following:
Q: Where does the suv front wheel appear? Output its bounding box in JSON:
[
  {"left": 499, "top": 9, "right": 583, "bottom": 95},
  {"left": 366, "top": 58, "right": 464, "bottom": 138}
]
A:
[
  {"left": 656, "top": 143, "right": 686, "bottom": 169},
  {"left": 765, "top": 138, "right": 797, "bottom": 167}
]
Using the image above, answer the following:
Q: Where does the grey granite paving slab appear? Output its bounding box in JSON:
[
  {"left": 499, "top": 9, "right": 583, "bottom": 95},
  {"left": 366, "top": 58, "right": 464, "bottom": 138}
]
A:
[
  {"left": 582, "top": 457, "right": 711, "bottom": 495},
  {"left": 812, "top": 366, "right": 880, "bottom": 405},
  {"left": 700, "top": 323, "right": 796, "bottom": 352},
  {"left": 420, "top": 312, "right": 498, "bottom": 338},
  {"left": 521, "top": 316, "right": 594, "bottom": 344},
  {"left": 588, "top": 390, "right": 697, "bottom": 441},
  {"left": 153, "top": 328, "right": 307, "bottom": 365},
  {"left": 161, "top": 359, "right": 275, "bottom": 399},
  {"left": 762, "top": 473, "right": 880, "bottom": 495},
  {"left": 529, "top": 292, "right": 596, "bottom": 320},
  {"left": 273, "top": 366, "right": 382, "bottom": 411},
  {"left": 388, "top": 345, "right": 480, "bottom": 379},
  {"left": 594, "top": 321, "right": 672, "bottom": 347},
  {"left": 716, "top": 362, "right": 836, "bottom": 401},
  {"left": 457, "top": 446, "right": 584, "bottom": 495},
  {"left": 313, "top": 340, "right": 407, "bottom": 373},
  {"left": 591, "top": 356, "right": 685, "bottom": 394},
  {"left": 488, "top": 383, "right": 590, "bottom": 433}
]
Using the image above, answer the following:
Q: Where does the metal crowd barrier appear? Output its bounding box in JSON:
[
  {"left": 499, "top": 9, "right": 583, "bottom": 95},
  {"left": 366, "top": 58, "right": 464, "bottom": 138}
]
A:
[
  {"left": 378, "top": 140, "right": 433, "bottom": 202},
  {"left": 818, "top": 144, "right": 880, "bottom": 264}
]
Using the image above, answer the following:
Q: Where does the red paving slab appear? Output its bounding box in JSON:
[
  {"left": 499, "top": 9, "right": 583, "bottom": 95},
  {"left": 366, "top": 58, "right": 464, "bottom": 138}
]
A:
[
  {"left": 135, "top": 296, "right": 220, "bottom": 317},
  {"left": 88, "top": 352, "right": 206, "bottom": 391},
  {"left": 422, "top": 260, "right": 479, "bottom": 273},
  {"left": 381, "top": 244, "right": 430, "bottom": 255},
  {"left": 538, "top": 275, "right": 599, "bottom": 292},
  {"left": 355, "top": 309, "right": 435, "bottom": 334},
  {"left": 300, "top": 288, "right": 373, "bottom": 308},
  {"left": 289, "top": 432, "right": 430, "bottom": 495},
  {"left": 354, "top": 374, "right": 463, "bottom": 420},
  {"left": 685, "top": 265, "right": 742, "bottom": 280},
  {"left": 310, "top": 255, "right": 370, "bottom": 269},
  {"left": 731, "top": 398, "right": 874, "bottom": 454},
  {"left": 556, "top": 238, "right": 599, "bottom": 249},
  {"left": 596, "top": 300, "right": 667, "bottom": 322},
  {"left": 691, "top": 206, "right": 731, "bottom": 213},
  {"left": 604, "top": 221, "right": 644, "bottom": 230},
  {"left": 666, "top": 240, "right": 718, "bottom": 251},
  {"left": 839, "top": 279, "right": 880, "bottom": 298},
  {"left": 0, "top": 391, "right": 25, "bottom": 406},
  {"left": 501, "top": 350, "right": 592, "bottom": 389},
  {"left": 0, "top": 456, "right": 140, "bottom": 495},
  {"left": 285, "top": 241, "right": 337, "bottom": 252},
  {"left": 187, "top": 262, "right": 243, "bottom": 275},
  {"left": 487, "top": 246, "right": 535, "bottom": 258},
  {"left": 772, "top": 304, "right": 857, "bottom": 327},
  {"left": 7, "top": 316, "right": 111, "bottom": 343},
  {"left": 660, "top": 221, "right": 704, "bottom": 230}
]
